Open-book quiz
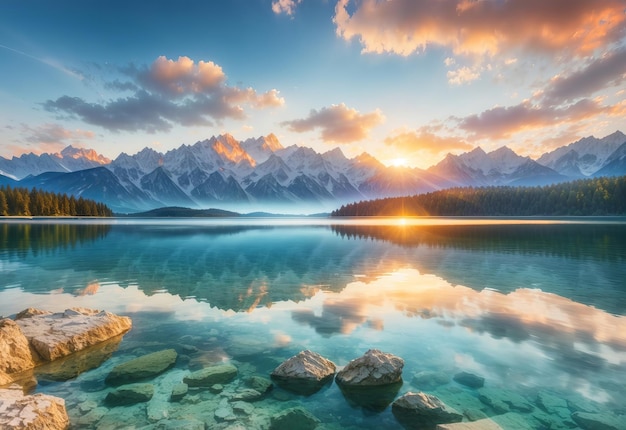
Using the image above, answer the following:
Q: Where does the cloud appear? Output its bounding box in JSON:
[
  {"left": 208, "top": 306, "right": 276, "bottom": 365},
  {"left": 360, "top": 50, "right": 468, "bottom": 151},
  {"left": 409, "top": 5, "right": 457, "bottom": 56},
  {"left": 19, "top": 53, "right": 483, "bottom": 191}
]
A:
[
  {"left": 458, "top": 98, "right": 612, "bottom": 139},
  {"left": 384, "top": 128, "right": 472, "bottom": 155},
  {"left": 12, "top": 123, "right": 95, "bottom": 155},
  {"left": 282, "top": 103, "right": 384, "bottom": 143},
  {"left": 43, "top": 56, "right": 284, "bottom": 133},
  {"left": 334, "top": 0, "right": 626, "bottom": 58},
  {"left": 447, "top": 66, "right": 481, "bottom": 86},
  {"left": 543, "top": 47, "right": 626, "bottom": 104},
  {"left": 272, "top": 0, "right": 301, "bottom": 16}
]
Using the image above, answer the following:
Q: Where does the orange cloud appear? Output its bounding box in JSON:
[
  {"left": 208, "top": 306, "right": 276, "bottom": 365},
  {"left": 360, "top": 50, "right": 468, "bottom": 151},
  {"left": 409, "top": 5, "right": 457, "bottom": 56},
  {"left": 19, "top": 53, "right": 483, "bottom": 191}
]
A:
[
  {"left": 458, "top": 98, "right": 615, "bottom": 139},
  {"left": 334, "top": 0, "right": 626, "bottom": 58},
  {"left": 282, "top": 103, "right": 384, "bottom": 143},
  {"left": 384, "top": 128, "right": 472, "bottom": 155},
  {"left": 272, "top": 0, "right": 301, "bottom": 16}
]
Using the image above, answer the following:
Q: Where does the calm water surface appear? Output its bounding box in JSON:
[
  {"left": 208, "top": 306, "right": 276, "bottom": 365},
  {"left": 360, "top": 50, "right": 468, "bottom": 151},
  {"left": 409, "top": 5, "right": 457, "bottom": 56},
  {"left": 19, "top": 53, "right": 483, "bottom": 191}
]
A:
[{"left": 1, "top": 217, "right": 625, "bottom": 429}]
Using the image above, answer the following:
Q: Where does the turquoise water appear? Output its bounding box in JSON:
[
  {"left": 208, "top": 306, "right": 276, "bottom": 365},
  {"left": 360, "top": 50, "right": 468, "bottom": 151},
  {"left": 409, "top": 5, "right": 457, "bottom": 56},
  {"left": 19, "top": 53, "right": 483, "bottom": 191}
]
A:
[{"left": 1, "top": 218, "right": 625, "bottom": 429}]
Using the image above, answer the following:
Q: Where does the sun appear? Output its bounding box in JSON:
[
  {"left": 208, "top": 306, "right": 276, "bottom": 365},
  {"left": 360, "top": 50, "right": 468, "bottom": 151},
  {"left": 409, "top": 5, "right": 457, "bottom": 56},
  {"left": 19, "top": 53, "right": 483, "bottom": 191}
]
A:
[{"left": 390, "top": 157, "right": 408, "bottom": 167}]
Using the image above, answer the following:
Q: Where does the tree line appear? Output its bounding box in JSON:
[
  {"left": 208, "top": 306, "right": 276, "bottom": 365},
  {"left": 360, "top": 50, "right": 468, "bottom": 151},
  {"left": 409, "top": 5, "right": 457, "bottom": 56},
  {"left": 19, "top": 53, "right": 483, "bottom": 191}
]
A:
[
  {"left": 332, "top": 176, "right": 626, "bottom": 217},
  {"left": 0, "top": 185, "right": 113, "bottom": 217}
]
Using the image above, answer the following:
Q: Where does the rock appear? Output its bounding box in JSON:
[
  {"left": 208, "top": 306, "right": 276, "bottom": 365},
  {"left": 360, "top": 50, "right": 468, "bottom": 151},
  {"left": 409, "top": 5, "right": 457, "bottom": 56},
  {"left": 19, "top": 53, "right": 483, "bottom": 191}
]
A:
[
  {"left": 489, "top": 412, "right": 535, "bottom": 429},
  {"left": 336, "top": 349, "right": 404, "bottom": 386},
  {"left": 72, "top": 407, "right": 108, "bottom": 427},
  {"left": 271, "top": 350, "right": 336, "bottom": 395},
  {"left": 15, "top": 307, "right": 132, "bottom": 362},
  {"left": 453, "top": 372, "right": 484, "bottom": 389},
  {"left": 105, "top": 348, "right": 177, "bottom": 386},
  {"left": 231, "top": 400, "right": 255, "bottom": 415},
  {"left": 170, "top": 383, "right": 188, "bottom": 402},
  {"left": 215, "top": 405, "right": 236, "bottom": 421},
  {"left": 270, "top": 406, "right": 320, "bottom": 430},
  {"left": 392, "top": 391, "right": 463, "bottom": 430},
  {"left": 104, "top": 383, "right": 154, "bottom": 406},
  {"left": 35, "top": 333, "right": 124, "bottom": 382},
  {"left": 339, "top": 381, "right": 402, "bottom": 412},
  {"left": 478, "top": 388, "right": 533, "bottom": 413},
  {"left": 535, "top": 391, "right": 571, "bottom": 422},
  {"left": 436, "top": 418, "right": 503, "bottom": 429},
  {"left": 183, "top": 363, "right": 238, "bottom": 387},
  {"left": 572, "top": 411, "right": 625, "bottom": 430},
  {"left": 0, "top": 385, "right": 69, "bottom": 430},
  {"left": 210, "top": 383, "right": 224, "bottom": 393},
  {"left": 412, "top": 370, "right": 450, "bottom": 389},
  {"left": 151, "top": 419, "right": 205, "bottom": 430},
  {"left": 246, "top": 375, "right": 273, "bottom": 394},
  {"left": 0, "top": 318, "right": 37, "bottom": 385},
  {"left": 230, "top": 388, "right": 263, "bottom": 402}
]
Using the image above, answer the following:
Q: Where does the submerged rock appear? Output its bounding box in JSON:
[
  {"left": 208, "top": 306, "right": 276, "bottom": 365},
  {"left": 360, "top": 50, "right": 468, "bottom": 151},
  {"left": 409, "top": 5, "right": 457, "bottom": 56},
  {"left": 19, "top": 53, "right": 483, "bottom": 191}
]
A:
[
  {"left": 412, "top": 370, "right": 450, "bottom": 389},
  {"left": 339, "top": 380, "right": 403, "bottom": 412},
  {"left": 269, "top": 406, "right": 320, "bottom": 430},
  {"left": 0, "top": 385, "right": 69, "bottom": 430},
  {"left": 392, "top": 391, "right": 463, "bottom": 430},
  {"left": 105, "top": 383, "right": 154, "bottom": 406},
  {"left": 478, "top": 388, "right": 533, "bottom": 413},
  {"left": 453, "top": 371, "right": 484, "bottom": 389},
  {"left": 246, "top": 375, "right": 273, "bottom": 394},
  {"left": 105, "top": 348, "right": 177, "bottom": 386},
  {"left": 170, "top": 383, "right": 188, "bottom": 402},
  {"left": 336, "top": 349, "right": 404, "bottom": 386},
  {"left": 183, "top": 363, "right": 238, "bottom": 387},
  {"left": 271, "top": 350, "right": 336, "bottom": 395},
  {"left": 572, "top": 411, "right": 625, "bottom": 430}
]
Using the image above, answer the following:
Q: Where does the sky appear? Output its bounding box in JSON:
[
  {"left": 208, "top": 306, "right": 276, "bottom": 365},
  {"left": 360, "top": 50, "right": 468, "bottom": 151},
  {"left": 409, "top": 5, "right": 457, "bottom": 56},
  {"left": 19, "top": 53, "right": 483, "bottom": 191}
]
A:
[{"left": 1, "top": 0, "right": 625, "bottom": 169}]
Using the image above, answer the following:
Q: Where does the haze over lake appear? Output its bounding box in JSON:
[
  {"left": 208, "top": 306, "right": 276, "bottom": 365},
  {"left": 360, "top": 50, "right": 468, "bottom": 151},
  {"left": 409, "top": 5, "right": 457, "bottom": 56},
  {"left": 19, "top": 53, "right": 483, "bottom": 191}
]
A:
[{"left": 1, "top": 218, "right": 625, "bottom": 429}]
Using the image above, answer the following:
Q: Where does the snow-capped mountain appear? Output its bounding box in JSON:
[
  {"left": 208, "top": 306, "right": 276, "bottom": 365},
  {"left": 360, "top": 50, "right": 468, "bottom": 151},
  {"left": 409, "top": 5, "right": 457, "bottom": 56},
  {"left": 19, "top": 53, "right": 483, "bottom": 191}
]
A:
[
  {"left": 2, "top": 131, "right": 624, "bottom": 213},
  {"left": 536, "top": 131, "right": 626, "bottom": 177},
  {"left": 428, "top": 145, "right": 567, "bottom": 186},
  {"left": 0, "top": 145, "right": 110, "bottom": 180}
]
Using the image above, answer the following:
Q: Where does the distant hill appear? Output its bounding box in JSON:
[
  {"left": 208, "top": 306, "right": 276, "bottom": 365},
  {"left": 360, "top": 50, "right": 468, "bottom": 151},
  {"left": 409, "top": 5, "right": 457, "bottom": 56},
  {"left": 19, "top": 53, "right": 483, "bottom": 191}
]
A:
[
  {"left": 123, "top": 207, "right": 240, "bottom": 218},
  {"left": 332, "top": 176, "right": 626, "bottom": 217}
]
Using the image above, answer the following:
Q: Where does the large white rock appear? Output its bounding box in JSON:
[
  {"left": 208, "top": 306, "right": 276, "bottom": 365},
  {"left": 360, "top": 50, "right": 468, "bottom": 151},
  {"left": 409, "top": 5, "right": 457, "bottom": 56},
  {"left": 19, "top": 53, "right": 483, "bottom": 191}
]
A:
[
  {"left": 335, "top": 349, "right": 403, "bottom": 386},
  {"left": 15, "top": 307, "right": 132, "bottom": 361},
  {"left": 0, "top": 385, "right": 69, "bottom": 430},
  {"left": 271, "top": 350, "right": 336, "bottom": 382},
  {"left": 271, "top": 350, "right": 336, "bottom": 395},
  {"left": 0, "top": 319, "right": 37, "bottom": 385}
]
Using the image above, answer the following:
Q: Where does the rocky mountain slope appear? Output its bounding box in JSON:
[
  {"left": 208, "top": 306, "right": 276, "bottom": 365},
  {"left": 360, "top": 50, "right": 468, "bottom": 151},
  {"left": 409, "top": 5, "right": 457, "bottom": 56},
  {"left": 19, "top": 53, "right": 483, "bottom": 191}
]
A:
[{"left": 1, "top": 131, "right": 624, "bottom": 213}]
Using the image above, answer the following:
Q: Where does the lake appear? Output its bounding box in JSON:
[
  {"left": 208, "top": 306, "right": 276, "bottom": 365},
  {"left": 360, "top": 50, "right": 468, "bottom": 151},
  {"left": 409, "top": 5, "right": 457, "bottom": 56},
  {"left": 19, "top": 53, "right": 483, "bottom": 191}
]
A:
[{"left": 1, "top": 217, "right": 625, "bottom": 429}]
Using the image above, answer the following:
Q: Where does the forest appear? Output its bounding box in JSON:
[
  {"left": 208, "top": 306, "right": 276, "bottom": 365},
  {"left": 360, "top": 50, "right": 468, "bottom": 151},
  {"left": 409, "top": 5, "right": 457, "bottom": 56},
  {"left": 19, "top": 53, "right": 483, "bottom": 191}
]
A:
[
  {"left": 332, "top": 176, "right": 626, "bottom": 217},
  {"left": 0, "top": 185, "right": 113, "bottom": 217}
]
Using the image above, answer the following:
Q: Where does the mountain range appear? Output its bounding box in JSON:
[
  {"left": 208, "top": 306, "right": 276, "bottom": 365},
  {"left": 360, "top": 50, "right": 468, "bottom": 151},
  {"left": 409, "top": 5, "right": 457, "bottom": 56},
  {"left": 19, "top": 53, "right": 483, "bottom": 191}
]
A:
[{"left": 1, "top": 131, "right": 625, "bottom": 213}]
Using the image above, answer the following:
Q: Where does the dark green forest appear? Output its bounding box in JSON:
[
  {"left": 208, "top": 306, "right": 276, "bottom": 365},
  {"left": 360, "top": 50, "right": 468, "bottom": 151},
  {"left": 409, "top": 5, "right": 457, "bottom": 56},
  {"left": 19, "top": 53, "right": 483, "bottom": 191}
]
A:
[
  {"left": 332, "top": 176, "right": 626, "bottom": 217},
  {"left": 0, "top": 185, "right": 112, "bottom": 217}
]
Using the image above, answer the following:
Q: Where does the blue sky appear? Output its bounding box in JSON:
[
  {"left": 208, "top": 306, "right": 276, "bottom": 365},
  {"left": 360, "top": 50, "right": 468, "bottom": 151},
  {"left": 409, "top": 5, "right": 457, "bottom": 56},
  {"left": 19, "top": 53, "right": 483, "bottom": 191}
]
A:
[{"left": 1, "top": 0, "right": 625, "bottom": 168}]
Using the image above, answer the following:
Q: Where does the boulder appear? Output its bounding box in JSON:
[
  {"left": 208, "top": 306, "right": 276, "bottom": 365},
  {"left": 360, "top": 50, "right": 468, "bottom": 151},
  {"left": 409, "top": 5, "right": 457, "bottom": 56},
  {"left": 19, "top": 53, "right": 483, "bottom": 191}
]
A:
[
  {"left": 104, "top": 383, "right": 154, "bottom": 407},
  {"left": 0, "top": 319, "right": 37, "bottom": 385},
  {"left": 183, "top": 363, "right": 238, "bottom": 387},
  {"left": 392, "top": 391, "right": 463, "bottom": 430},
  {"left": 15, "top": 307, "right": 132, "bottom": 361},
  {"left": 335, "top": 349, "right": 404, "bottom": 386},
  {"left": 270, "top": 406, "right": 320, "bottom": 430},
  {"left": 246, "top": 375, "right": 273, "bottom": 394},
  {"left": 105, "top": 348, "right": 177, "bottom": 386},
  {"left": 271, "top": 350, "right": 336, "bottom": 395},
  {"left": 453, "top": 371, "right": 484, "bottom": 389},
  {"left": 572, "top": 411, "right": 625, "bottom": 430},
  {"left": 0, "top": 385, "right": 69, "bottom": 429},
  {"left": 338, "top": 380, "right": 402, "bottom": 412}
]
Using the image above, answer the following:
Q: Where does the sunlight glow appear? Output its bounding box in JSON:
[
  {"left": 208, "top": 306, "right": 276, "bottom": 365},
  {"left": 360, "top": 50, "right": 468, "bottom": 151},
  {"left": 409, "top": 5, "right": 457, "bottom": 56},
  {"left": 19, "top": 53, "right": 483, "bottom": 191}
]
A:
[{"left": 390, "top": 157, "right": 407, "bottom": 167}]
